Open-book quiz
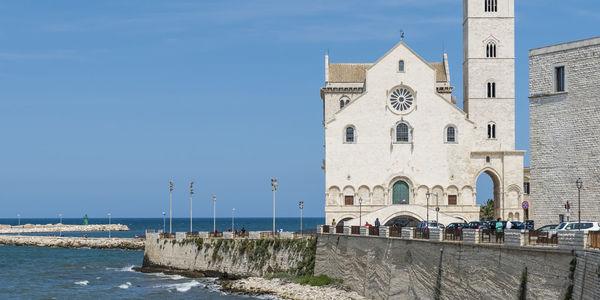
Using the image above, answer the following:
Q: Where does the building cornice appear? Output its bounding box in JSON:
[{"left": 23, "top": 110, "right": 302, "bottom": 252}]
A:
[{"left": 320, "top": 86, "right": 364, "bottom": 99}]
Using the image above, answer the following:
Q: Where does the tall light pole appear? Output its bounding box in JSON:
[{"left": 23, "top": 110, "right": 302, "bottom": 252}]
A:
[
  {"left": 425, "top": 191, "right": 431, "bottom": 226},
  {"left": 232, "top": 208, "right": 235, "bottom": 232},
  {"left": 108, "top": 213, "right": 112, "bottom": 238},
  {"left": 162, "top": 211, "right": 166, "bottom": 233},
  {"left": 359, "top": 197, "right": 363, "bottom": 226},
  {"left": 169, "top": 181, "right": 174, "bottom": 234},
  {"left": 576, "top": 178, "right": 583, "bottom": 230},
  {"left": 190, "top": 181, "right": 194, "bottom": 233},
  {"left": 213, "top": 195, "right": 217, "bottom": 233},
  {"left": 299, "top": 201, "right": 304, "bottom": 235},
  {"left": 434, "top": 192, "right": 439, "bottom": 224},
  {"left": 271, "top": 178, "right": 278, "bottom": 233}
]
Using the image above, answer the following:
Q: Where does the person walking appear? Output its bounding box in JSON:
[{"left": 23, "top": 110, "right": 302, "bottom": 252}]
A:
[
  {"left": 374, "top": 218, "right": 381, "bottom": 227},
  {"left": 495, "top": 218, "right": 504, "bottom": 243}
]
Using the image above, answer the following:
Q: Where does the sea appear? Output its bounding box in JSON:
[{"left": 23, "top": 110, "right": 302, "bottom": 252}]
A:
[{"left": 0, "top": 217, "right": 324, "bottom": 299}]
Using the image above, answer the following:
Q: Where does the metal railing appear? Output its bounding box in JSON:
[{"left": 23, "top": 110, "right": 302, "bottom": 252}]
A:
[
  {"left": 479, "top": 229, "right": 504, "bottom": 244},
  {"left": 186, "top": 232, "right": 199, "bottom": 238},
  {"left": 369, "top": 226, "right": 380, "bottom": 236},
  {"left": 234, "top": 232, "right": 249, "bottom": 238},
  {"left": 160, "top": 232, "right": 175, "bottom": 239},
  {"left": 414, "top": 228, "right": 429, "bottom": 239},
  {"left": 322, "top": 225, "right": 330, "bottom": 233},
  {"left": 444, "top": 228, "right": 463, "bottom": 241},
  {"left": 528, "top": 230, "right": 558, "bottom": 246},
  {"left": 209, "top": 232, "right": 223, "bottom": 238},
  {"left": 389, "top": 226, "right": 402, "bottom": 238},
  {"left": 351, "top": 226, "right": 361, "bottom": 235},
  {"left": 335, "top": 226, "right": 344, "bottom": 234},
  {"left": 259, "top": 231, "right": 279, "bottom": 239},
  {"left": 589, "top": 231, "right": 600, "bottom": 249}
]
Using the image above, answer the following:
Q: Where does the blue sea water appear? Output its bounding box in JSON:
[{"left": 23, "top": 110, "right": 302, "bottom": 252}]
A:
[{"left": 0, "top": 217, "right": 324, "bottom": 299}]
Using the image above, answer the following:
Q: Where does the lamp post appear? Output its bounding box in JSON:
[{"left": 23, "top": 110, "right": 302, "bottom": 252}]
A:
[
  {"left": 425, "top": 191, "right": 431, "bottom": 226},
  {"left": 169, "top": 181, "right": 173, "bottom": 234},
  {"left": 271, "top": 178, "right": 278, "bottom": 233},
  {"left": 213, "top": 195, "right": 217, "bottom": 233},
  {"left": 190, "top": 181, "right": 194, "bottom": 233},
  {"left": 299, "top": 201, "right": 304, "bottom": 235},
  {"left": 359, "top": 197, "right": 363, "bottom": 226},
  {"left": 162, "top": 211, "right": 166, "bottom": 233},
  {"left": 108, "top": 213, "right": 112, "bottom": 238},
  {"left": 232, "top": 208, "right": 235, "bottom": 232},
  {"left": 576, "top": 178, "right": 583, "bottom": 231},
  {"left": 434, "top": 192, "right": 439, "bottom": 224}
]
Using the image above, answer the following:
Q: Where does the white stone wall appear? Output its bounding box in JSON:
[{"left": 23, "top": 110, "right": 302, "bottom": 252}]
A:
[{"left": 529, "top": 37, "right": 600, "bottom": 227}]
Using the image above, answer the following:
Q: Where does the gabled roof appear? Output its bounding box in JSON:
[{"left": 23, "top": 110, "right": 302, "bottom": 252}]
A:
[
  {"left": 429, "top": 62, "right": 448, "bottom": 82},
  {"left": 328, "top": 63, "right": 373, "bottom": 83}
]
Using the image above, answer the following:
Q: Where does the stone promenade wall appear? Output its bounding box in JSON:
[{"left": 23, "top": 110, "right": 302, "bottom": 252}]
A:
[
  {"left": 315, "top": 234, "right": 584, "bottom": 299},
  {"left": 142, "top": 234, "right": 316, "bottom": 278}
]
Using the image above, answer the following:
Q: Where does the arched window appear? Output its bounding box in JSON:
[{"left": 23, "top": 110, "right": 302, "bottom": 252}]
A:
[
  {"left": 395, "top": 122, "right": 410, "bottom": 143},
  {"left": 487, "top": 123, "right": 496, "bottom": 139},
  {"left": 486, "top": 41, "right": 497, "bottom": 58},
  {"left": 445, "top": 126, "right": 457, "bottom": 143},
  {"left": 485, "top": 0, "right": 497, "bottom": 12},
  {"left": 339, "top": 96, "right": 350, "bottom": 109},
  {"left": 398, "top": 60, "right": 405, "bottom": 72},
  {"left": 487, "top": 82, "right": 496, "bottom": 98},
  {"left": 344, "top": 126, "right": 355, "bottom": 143}
]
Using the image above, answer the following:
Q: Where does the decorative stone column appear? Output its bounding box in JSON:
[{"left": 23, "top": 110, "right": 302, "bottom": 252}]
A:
[
  {"left": 463, "top": 229, "right": 478, "bottom": 244},
  {"left": 175, "top": 232, "right": 185, "bottom": 242},
  {"left": 343, "top": 226, "right": 350, "bottom": 235},
  {"left": 401, "top": 228, "right": 413, "bottom": 239},
  {"left": 429, "top": 228, "right": 443, "bottom": 241},
  {"left": 504, "top": 229, "right": 524, "bottom": 247},
  {"left": 223, "top": 232, "right": 233, "bottom": 239},
  {"left": 379, "top": 226, "right": 389, "bottom": 238},
  {"left": 360, "top": 226, "right": 368, "bottom": 236},
  {"left": 558, "top": 231, "right": 585, "bottom": 249}
]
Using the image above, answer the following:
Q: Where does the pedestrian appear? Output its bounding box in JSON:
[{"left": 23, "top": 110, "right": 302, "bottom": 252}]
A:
[
  {"left": 365, "top": 221, "right": 371, "bottom": 226},
  {"left": 495, "top": 218, "right": 504, "bottom": 243},
  {"left": 331, "top": 219, "right": 337, "bottom": 226},
  {"left": 374, "top": 218, "right": 381, "bottom": 227}
]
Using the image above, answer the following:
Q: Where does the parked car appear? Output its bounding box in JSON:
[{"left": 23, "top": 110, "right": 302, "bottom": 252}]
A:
[
  {"left": 537, "top": 224, "right": 558, "bottom": 232},
  {"left": 466, "top": 221, "right": 484, "bottom": 229},
  {"left": 525, "top": 220, "right": 535, "bottom": 230},
  {"left": 446, "top": 222, "right": 466, "bottom": 230},
  {"left": 508, "top": 221, "right": 525, "bottom": 229},
  {"left": 556, "top": 221, "right": 600, "bottom": 233},
  {"left": 417, "top": 221, "right": 443, "bottom": 229}
]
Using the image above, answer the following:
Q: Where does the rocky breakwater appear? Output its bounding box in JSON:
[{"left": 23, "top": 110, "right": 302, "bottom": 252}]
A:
[
  {"left": 0, "top": 223, "right": 129, "bottom": 234},
  {"left": 0, "top": 235, "right": 144, "bottom": 250},
  {"left": 223, "top": 277, "right": 365, "bottom": 300}
]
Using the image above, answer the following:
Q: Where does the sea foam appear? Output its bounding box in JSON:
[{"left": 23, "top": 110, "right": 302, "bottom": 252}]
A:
[
  {"left": 118, "top": 282, "right": 132, "bottom": 289},
  {"left": 74, "top": 280, "right": 89, "bottom": 286}
]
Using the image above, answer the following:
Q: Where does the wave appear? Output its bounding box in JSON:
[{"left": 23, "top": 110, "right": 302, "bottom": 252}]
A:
[
  {"left": 149, "top": 272, "right": 186, "bottom": 280},
  {"left": 118, "top": 282, "right": 132, "bottom": 289},
  {"left": 157, "top": 280, "right": 201, "bottom": 293},
  {"left": 74, "top": 280, "right": 88, "bottom": 286},
  {"left": 106, "top": 265, "right": 135, "bottom": 272}
]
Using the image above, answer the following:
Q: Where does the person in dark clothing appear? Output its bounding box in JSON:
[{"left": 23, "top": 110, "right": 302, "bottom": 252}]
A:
[{"left": 374, "top": 218, "right": 381, "bottom": 227}]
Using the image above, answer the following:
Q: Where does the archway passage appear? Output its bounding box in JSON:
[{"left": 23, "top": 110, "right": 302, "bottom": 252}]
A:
[
  {"left": 337, "top": 217, "right": 353, "bottom": 226},
  {"left": 384, "top": 215, "right": 420, "bottom": 227},
  {"left": 392, "top": 181, "right": 410, "bottom": 204},
  {"left": 476, "top": 170, "right": 501, "bottom": 221}
]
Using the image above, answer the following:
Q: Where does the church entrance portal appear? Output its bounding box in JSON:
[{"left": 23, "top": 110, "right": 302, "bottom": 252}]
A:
[
  {"left": 384, "top": 215, "right": 420, "bottom": 227},
  {"left": 392, "top": 181, "right": 410, "bottom": 204}
]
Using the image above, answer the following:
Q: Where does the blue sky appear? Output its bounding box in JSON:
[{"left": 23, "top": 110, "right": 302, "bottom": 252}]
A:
[{"left": 0, "top": 0, "right": 598, "bottom": 218}]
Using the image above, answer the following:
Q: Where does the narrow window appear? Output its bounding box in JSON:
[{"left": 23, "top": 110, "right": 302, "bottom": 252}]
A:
[
  {"left": 344, "top": 195, "right": 354, "bottom": 206},
  {"left": 486, "top": 156, "right": 491, "bottom": 163},
  {"left": 446, "top": 126, "right": 456, "bottom": 143},
  {"left": 340, "top": 96, "right": 350, "bottom": 109},
  {"left": 487, "top": 123, "right": 496, "bottom": 139},
  {"left": 340, "top": 100, "right": 345, "bottom": 109},
  {"left": 448, "top": 195, "right": 457, "bottom": 205},
  {"left": 487, "top": 82, "right": 496, "bottom": 98},
  {"left": 396, "top": 123, "right": 409, "bottom": 142},
  {"left": 398, "top": 60, "right": 405, "bottom": 72},
  {"left": 345, "top": 127, "right": 355, "bottom": 143},
  {"left": 485, "top": 0, "right": 497, "bottom": 12},
  {"left": 524, "top": 182, "right": 530, "bottom": 194},
  {"left": 555, "top": 66, "right": 565, "bottom": 92},
  {"left": 486, "top": 42, "right": 497, "bottom": 58}
]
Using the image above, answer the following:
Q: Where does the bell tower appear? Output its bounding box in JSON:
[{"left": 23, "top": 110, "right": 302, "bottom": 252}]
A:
[{"left": 463, "top": 0, "right": 515, "bottom": 149}]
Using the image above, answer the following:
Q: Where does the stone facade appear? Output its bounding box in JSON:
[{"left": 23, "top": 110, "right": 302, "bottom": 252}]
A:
[
  {"left": 529, "top": 37, "right": 600, "bottom": 227},
  {"left": 321, "top": 0, "right": 525, "bottom": 226}
]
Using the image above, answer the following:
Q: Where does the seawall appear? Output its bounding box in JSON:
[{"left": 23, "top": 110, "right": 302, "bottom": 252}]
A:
[
  {"left": 0, "top": 224, "right": 129, "bottom": 234},
  {"left": 142, "top": 233, "right": 316, "bottom": 278},
  {"left": 315, "top": 234, "right": 600, "bottom": 299},
  {"left": 0, "top": 235, "right": 144, "bottom": 250}
]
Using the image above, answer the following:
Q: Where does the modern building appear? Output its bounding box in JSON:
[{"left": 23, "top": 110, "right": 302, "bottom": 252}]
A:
[
  {"left": 320, "top": 0, "right": 527, "bottom": 226},
  {"left": 529, "top": 37, "right": 600, "bottom": 227}
]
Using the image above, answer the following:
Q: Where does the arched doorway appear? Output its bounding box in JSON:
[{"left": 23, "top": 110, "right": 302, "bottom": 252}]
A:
[
  {"left": 476, "top": 169, "right": 502, "bottom": 221},
  {"left": 337, "top": 217, "right": 353, "bottom": 226},
  {"left": 384, "top": 215, "right": 420, "bottom": 227},
  {"left": 392, "top": 181, "right": 410, "bottom": 204}
]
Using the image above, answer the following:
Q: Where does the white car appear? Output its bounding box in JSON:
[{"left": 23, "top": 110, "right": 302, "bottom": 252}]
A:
[{"left": 551, "top": 221, "right": 600, "bottom": 235}]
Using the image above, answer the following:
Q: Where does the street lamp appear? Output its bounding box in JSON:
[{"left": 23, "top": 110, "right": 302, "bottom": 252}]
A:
[
  {"left": 359, "top": 197, "right": 363, "bottom": 226},
  {"left": 271, "top": 178, "right": 278, "bottom": 233},
  {"left": 190, "top": 181, "right": 194, "bottom": 233},
  {"left": 299, "top": 201, "right": 304, "bottom": 235},
  {"left": 169, "top": 181, "right": 174, "bottom": 234},
  {"left": 425, "top": 191, "right": 431, "bottom": 226},
  {"left": 162, "top": 211, "right": 166, "bottom": 233},
  {"left": 213, "top": 195, "right": 217, "bottom": 233},
  {"left": 434, "top": 192, "right": 439, "bottom": 224},
  {"left": 576, "top": 178, "right": 583, "bottom": 231},
  {"left": 232, "top": 208, "right": 235, "bottom": 232},
  {"left": 108, "top": 213, "right": 112, "bottom": 238}
]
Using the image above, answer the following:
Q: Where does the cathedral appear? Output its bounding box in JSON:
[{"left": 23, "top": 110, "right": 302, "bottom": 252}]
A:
[{"left": 320, "top": 0, "right": 527, "bottom": 226}]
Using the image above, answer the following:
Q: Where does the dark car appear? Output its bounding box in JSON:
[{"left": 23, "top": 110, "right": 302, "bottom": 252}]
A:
[
  {"left": 466, "top": 221, "right": 486, "bottom": 229},
  {"left": 525, "top": 220, "right": 535, "bottom": 230},
  {"left": 537, "top": 224, "right": 558, "bottom": 232},
  {"left": 446, "top": 222, "right": 466, "bottom": 229}
]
